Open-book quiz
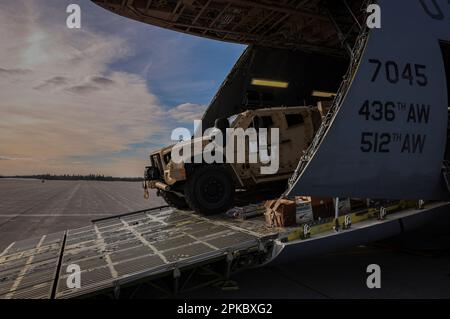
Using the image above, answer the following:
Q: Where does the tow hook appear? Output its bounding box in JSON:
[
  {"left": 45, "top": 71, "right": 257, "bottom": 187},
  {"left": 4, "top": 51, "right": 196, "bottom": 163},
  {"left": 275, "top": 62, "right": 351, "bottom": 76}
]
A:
[{"left": 143, "top": 180, "right": 150, "bottom": 199}]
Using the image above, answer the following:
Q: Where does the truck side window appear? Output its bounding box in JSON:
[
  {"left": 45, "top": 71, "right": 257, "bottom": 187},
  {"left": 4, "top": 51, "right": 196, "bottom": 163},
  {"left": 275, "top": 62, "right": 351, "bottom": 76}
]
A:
[
  {"left": 285, "top": 114, "right": 304, "bottom": 128},
  {"left": 253, "top": 116, "right": 274, "bottom": 129},
  {"left": 258, "top": 116, "right": 274, "bottom": 128}
]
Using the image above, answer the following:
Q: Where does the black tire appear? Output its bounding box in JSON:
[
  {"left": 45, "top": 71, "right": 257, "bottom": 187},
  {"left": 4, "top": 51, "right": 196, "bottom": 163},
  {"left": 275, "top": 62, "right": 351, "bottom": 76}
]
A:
[
  {"left": 160, "top": 191, "right": 189, "bottom": 209},
  {"left": 184, "top": 165, "right": 235, "bottom": 215}
]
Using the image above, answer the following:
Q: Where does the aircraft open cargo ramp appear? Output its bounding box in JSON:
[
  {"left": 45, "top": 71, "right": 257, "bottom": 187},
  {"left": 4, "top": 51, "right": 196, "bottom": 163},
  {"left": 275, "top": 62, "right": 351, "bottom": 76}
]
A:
[
  {"left": 0, "top": 207, "right": 275, "bottom": 299},
  {"left": 0, "top": 202, "right": 449, "bottom": 299}
]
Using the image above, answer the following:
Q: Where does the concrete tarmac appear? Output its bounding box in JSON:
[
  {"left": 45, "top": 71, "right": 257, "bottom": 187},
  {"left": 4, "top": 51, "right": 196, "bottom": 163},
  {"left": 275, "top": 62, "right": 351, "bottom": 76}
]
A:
[{"left": 0, "top": 179, "right": 164, "bottom": 249}]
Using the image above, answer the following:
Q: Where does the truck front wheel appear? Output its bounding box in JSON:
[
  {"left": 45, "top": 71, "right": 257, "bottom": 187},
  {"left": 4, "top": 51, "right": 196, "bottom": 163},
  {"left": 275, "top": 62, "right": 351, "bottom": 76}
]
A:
[
  {"left": 184, "top": 165, "right": 235, "bottom": 215},
  {"left": 160, "top": 191, "right": 188, "bottom": 209}
]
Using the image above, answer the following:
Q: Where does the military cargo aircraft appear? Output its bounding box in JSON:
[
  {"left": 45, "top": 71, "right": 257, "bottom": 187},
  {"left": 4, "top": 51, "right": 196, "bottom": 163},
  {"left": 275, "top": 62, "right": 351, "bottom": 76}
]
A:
[{"left": 92, "top": 0, "right": 450, "bottom": 201}]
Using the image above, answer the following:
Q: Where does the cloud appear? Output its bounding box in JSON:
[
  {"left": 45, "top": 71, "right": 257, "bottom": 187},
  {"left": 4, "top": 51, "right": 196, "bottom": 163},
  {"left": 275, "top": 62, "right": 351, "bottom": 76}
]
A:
[
  {"left": 33, "top": 76, "right": 69, "bottom": 90},
  {"left": 90, "top": 76, "right": 116, "bottom": 87},
  {"left": 0, "top": 68, "right": 32, "bottom": 77},
  {"left": 0, "top": 1, "right": 167, "bottom": 176},
  {"left": 65, "top": 84, "right": 101, "bottom": 94},
  {"left": 169, "top": 103, "right": 207, "bottom": 123},
  {"left": 0, "top": 156, "right": 37, "bottom": 161},
  {"left": 0, "top": 0, "right": 243, "bottom": 177},
  {"left": 63, "top": 75, "right": 118, "bottom": 94}
]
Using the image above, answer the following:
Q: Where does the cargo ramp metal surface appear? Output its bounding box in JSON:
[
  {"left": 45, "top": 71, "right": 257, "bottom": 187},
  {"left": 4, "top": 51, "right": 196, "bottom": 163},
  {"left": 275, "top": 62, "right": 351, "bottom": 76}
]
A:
[
  {"left": 0, "top": 202, "right": 449, "bottom": 299},
  {"left": 0, "top": 207, "right": 273, "bottom": 299}
]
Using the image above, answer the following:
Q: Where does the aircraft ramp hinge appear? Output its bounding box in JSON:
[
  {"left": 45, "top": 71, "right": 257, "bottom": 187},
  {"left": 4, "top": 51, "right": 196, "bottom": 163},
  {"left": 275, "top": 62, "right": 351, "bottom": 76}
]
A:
[{"left": 442, "top": 161, "right": 450, "bottom": 192}]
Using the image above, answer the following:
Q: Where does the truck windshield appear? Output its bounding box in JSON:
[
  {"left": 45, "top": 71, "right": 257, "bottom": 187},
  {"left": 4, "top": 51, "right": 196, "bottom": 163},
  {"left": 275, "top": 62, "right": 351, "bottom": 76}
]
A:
[{"left": 227, "top": 114, "right": 239, "bottom": 127}]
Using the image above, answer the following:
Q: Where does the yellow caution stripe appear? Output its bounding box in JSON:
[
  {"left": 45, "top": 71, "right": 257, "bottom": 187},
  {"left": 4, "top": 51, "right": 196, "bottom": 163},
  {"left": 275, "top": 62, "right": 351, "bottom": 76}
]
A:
[{"left": 287, "top": 200, "right": 417, "bottom": 242}]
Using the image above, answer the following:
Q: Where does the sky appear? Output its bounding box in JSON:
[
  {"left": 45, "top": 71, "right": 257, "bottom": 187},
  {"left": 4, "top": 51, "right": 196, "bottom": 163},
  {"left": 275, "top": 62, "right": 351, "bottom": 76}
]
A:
[{"left": 0, "top": 0, "right": 245, "bottom": 177}]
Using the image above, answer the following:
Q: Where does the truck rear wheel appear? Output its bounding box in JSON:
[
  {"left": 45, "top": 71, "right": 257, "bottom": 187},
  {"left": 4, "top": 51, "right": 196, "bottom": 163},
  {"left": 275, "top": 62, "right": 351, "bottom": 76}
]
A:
[
  {"left": 160, "top": 191, "right": 188, "bottom": 209},
  {"left": 184, "top": 165, "right": 235, "bottom": 215}
]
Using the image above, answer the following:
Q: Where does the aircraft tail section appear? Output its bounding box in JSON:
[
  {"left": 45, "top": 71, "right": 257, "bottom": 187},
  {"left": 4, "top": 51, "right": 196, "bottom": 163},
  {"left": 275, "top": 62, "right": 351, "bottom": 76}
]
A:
[{"left": 288, "top": 0, "right": 450, "bottom": 200}]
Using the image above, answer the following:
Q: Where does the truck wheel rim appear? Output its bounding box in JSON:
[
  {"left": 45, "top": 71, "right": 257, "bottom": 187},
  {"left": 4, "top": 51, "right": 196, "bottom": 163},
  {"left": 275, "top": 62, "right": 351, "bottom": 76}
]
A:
[{"left": 201, "top": 177, "right": 225, "bottom": 203}]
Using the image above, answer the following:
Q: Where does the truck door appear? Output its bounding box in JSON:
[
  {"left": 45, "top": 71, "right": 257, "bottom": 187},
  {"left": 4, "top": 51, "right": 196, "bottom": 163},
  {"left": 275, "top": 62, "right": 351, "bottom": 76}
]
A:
[
  {"left": 278, "top": 111, "right": 313, "bottom": 176},
  {"left": 249, "top": 113, "right": 281, "bottom": 181}
]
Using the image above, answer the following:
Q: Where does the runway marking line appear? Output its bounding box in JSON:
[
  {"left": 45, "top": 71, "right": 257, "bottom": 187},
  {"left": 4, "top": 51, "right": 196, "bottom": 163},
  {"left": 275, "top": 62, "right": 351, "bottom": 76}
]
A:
[
  {"left": 94, "top": 225, "right": 119, "bottom": 279},
  {"left": 145, "top": 212, "right": 219, "bottom": 251},
  {"left": 0, "top": 242, "right": 15, "bottom": 257},
  {"left": 119, "top": 219, "right": 169, "bottom": 264},
  {"left": 5, "top": 235, "right": 46, "bottom": 299}
]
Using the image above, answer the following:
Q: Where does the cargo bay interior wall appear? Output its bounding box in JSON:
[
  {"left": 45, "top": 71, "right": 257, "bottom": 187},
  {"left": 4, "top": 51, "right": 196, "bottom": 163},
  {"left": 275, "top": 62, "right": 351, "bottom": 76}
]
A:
[
  {"left": 441, "top": 41, "right": 450, "bottom": 161},
  {"left": 202, "top": 46, "right": 349, "bottom": 129}
]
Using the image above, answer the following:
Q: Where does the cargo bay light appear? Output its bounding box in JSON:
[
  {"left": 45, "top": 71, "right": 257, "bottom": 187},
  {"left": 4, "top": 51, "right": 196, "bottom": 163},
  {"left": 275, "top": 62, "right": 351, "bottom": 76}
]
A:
[{"left": 92, "top": 0, "right": 450, "bottom": 201}]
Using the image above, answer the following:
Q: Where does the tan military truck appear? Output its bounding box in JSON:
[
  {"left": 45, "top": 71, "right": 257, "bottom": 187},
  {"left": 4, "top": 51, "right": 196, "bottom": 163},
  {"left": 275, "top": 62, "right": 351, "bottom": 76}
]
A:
[{"left": 144, "top": 106, "right": 322, "bottom": 215}]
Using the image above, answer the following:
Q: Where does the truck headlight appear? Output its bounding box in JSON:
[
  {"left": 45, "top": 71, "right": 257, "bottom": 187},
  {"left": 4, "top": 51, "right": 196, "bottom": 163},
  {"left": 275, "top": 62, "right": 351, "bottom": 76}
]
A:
[{"left": 144, "top": 166, "right": 160, "bottom": 181}]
